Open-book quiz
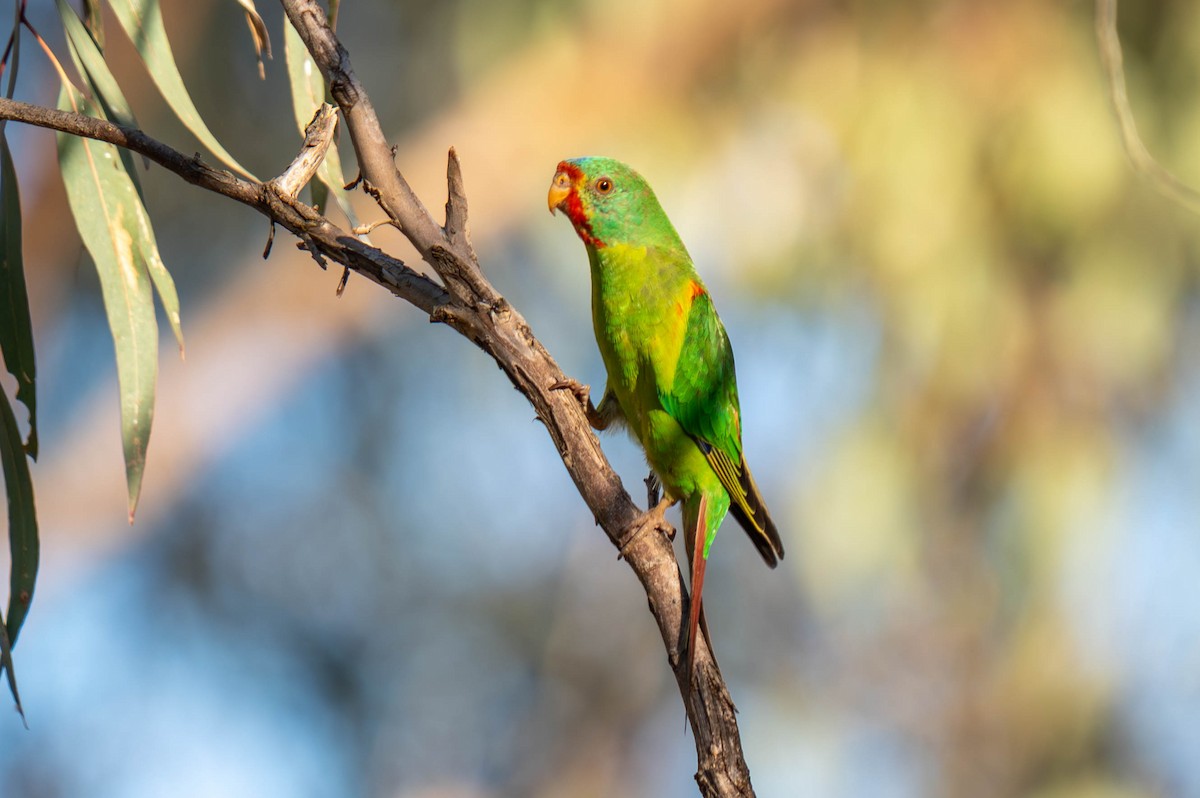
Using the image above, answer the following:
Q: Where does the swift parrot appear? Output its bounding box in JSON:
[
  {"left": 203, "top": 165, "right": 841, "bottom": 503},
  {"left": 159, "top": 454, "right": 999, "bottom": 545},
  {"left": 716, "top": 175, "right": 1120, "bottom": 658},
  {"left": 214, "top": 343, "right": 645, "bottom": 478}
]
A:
[{"left": 548, "top": 156, "right": 784, "bottom": 684}]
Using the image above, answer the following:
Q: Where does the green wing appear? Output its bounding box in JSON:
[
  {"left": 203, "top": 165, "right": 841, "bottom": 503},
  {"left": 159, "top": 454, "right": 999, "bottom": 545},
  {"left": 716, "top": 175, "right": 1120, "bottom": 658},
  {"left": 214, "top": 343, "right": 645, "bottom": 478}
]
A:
[
  {"left": 660, "top": 290, "right": 743, "bottom": 469},
  {"left": 660, "top": 291, "right": 784, "bottom": 566}
]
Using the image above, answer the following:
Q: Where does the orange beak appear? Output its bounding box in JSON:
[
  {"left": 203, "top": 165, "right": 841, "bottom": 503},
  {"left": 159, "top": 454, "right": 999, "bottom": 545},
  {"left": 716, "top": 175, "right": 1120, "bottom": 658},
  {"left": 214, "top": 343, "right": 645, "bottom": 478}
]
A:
[{"left": 548, "top": 170, "right": 572, "bottom": 214}]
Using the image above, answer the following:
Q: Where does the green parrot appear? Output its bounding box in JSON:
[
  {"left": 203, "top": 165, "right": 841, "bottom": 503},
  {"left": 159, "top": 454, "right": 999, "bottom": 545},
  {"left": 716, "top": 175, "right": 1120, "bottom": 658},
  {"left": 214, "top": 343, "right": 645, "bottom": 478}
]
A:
[{"left": 548, "top": 156, "right": 784, "bottom": 683}]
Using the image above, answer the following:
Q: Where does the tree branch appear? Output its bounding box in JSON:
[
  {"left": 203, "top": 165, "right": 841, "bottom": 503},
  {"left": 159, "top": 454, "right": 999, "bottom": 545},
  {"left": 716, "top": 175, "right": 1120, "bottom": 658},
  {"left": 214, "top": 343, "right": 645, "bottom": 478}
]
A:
[
  {"left": 274, "top": 103, "right": 339, "bottom": 200},
  {"left": 0, "top": 2, "right": 758, "bottom": 788},
  {"left": 278, "top": 1, "right": 755, "bottom": 793},
  {"left": 1096, "top": 0, "right": 1200, "bottom": 214},
  {"left": 0, "top": 96, "right": 448, "bottom": 314}
]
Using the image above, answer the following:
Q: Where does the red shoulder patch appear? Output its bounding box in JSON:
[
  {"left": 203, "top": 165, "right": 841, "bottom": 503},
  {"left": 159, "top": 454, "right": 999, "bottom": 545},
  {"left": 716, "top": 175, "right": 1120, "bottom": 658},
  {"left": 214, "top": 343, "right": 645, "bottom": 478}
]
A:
[{"left": 676, "top": 280, "right": 706, "bottom": 317}]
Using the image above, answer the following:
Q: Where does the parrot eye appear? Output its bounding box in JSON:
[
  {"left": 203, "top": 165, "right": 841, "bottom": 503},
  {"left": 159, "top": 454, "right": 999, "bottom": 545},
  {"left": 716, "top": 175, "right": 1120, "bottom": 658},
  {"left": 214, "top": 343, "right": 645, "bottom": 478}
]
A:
[{"left": 594, "top": 177, "right": 614, "bottom": 195}]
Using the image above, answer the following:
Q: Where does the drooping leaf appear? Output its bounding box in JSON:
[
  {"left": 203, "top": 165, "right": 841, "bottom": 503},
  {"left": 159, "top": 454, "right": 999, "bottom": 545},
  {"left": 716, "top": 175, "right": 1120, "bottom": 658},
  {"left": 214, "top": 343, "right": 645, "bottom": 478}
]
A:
[
  {"left": 57, "top": 86, "right": 159, "bottom": 520},
  {"left": 137, "top": 212, "right": 184, "bottom": 356},
  {"left": 234, "top": 0, "right": 272, "bottom": 80},
  {"left": 283, "top": 21, "right": 362, "bottom": 234},
  {"left": 0, "top": 0, "right": 33, "bottom": 722},
  {"left": 106, "top": 0, "right": 257, "bottom": 180},
  {"left": 0, "top": 0, "right": 33, "bottom": 459},
  {"left": 0, "top": 132, "right": 35, "bottom": 459},
  {"left": 83, "top": 0, "right": 105, "bottom": 49},
  {"left": 0, "top": 384, "right": 31, "bottom": 723},
  {"left": 0, "top": 617, "right": 23, "bottom": 724},
  {"left": 57, "top": 0, "right": 132, "bottom": 128},
  {"left": 56, "top": 0, "right": 146, "bottom": 193},
  {"left": 57, "top": 0, "right": 184, "bottom": 355},
  {"left": 0, "top": 382, "right": 36, "bottom": 653}
]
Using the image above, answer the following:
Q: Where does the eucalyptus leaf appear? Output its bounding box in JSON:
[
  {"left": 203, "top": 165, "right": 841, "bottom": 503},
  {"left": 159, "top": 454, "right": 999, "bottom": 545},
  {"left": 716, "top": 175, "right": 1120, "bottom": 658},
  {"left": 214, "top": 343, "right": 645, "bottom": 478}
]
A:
[
  {"left": 57, "top": 0, "right": 137, "bottom": 128},
  {"left": 0, "top": 131, "right": 35, "bottom": 459},
  {"left": 0, "top": 381, "right": 30, "bottom": 723},
  {"left": 0, "top": 0, "right": 33, "bottom": 720},
  {"left": 0, "top": 618, "right": 22, "bottom": 723},
  {"left": 57, "top": 0, "right": 184, "bottom": 353},
  {"left": 0, "top": 0, "right": 32, "bottom": 458},
  {"left": 83, "top": 0, "right": 104, "bottom": 49},
  {"left": 139, "top": 219, "right": 184, "bottom": 356},
  {"left": 0, "top": 382, "right": 35, "bottom": 655},
  {"left": 234, "top": 0, "right": 272, "bottom": 80},
  {"left": 57, "top": 0, "right": 146, "bottom": 192},
  {"left": 57, "top": 86, "right": 159, "bottom": 520},
  {"left": 283, "top": 21, "right": 363, "bottom": 233},
  {"left": 107, "top": 0, "right": 256, "bottom": 179}
]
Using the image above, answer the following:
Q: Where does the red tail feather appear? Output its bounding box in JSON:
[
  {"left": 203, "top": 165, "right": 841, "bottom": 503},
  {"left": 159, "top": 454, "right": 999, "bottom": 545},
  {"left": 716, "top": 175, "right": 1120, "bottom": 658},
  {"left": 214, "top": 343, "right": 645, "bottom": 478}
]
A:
[{"left": 685, "top": 494, "right": 709, "bottom": 687}]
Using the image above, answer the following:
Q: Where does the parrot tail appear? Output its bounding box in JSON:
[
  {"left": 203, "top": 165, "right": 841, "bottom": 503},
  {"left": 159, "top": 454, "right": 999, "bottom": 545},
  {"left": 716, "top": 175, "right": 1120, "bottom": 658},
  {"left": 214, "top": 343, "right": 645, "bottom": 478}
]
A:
[{"left": 728, "top": 457, "right": 785, "bottom": 568}]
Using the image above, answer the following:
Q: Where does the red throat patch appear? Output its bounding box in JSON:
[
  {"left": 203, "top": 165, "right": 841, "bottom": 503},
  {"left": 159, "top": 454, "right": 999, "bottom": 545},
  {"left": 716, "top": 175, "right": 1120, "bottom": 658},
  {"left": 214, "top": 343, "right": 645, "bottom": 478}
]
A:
[{"left": 556, "top": 161, "right": 605, "bottom": 249}]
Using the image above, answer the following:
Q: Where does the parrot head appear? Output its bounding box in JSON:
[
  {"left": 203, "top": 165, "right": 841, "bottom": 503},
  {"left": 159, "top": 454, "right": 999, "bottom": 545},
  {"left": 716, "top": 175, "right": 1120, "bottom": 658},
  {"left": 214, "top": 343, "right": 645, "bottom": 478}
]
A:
[{"left": 548, "top": 157, "right": 678, "bottom": 250}]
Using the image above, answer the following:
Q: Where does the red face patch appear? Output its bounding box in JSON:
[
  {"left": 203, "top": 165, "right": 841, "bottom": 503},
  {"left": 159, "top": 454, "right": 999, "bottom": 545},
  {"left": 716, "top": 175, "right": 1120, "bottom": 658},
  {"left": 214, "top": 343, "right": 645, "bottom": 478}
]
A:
[{"left": 555, "top": 161, "right": 605, "bottom": 249}]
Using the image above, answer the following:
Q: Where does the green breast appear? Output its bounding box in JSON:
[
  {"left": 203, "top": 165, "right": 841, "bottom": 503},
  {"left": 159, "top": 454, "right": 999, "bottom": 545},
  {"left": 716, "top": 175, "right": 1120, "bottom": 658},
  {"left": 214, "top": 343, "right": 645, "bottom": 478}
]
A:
[
  {"left": 588, "top": 242, "right": 715, "bottom": 495},
  {"left": 590, "top": 244, "right": 690, "bottom": 393}
]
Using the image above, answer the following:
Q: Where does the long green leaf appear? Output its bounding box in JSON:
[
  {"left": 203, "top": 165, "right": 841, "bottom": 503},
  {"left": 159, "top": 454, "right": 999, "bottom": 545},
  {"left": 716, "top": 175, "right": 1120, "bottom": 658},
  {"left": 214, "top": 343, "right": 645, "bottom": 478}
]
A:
[
  {"left": 57, "top": 0, "right": 137, "bottom": 129},
  {"left": 283, "top": 21, "right": 362, "bottom": 232},
  {"left": 57, "top": 0, "right": 184, "bottom": 354},
  {"left": 83, "top": 0, "right": 105, "bottom": 49},
  {"left": 57, "top": 86, "right": 158, "bottom": 520},
  {"left": 0, "top": 0, "right": 31, "bottom": 725},
  {"left": 0, "top": 0, "right": 34, "bottom": 460},
  {"left": 57, "top": 0, "right": 144, "bottom": 195},
  {"left": 136, "top": 207, "right": 184, "bottom": 356},
  {"left": 0, "top": 131, "right": 35, "bottom": 460},
  {"left": 0, "top": 617, "right": 23, "bottom": 724},
  {"left": 0, "top": 385, "right": 32, "bottom": 723},
  {"left": 0, "top": 383, "right": 36, "bottom": 654},
  {"left": 107, "top": 0, "right": 256, "bottom": 180}
]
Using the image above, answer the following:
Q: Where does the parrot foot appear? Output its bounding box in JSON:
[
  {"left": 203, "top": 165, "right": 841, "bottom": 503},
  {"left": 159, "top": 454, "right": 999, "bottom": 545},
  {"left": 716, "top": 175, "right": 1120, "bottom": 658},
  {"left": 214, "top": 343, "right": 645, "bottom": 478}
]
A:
[
  {"left": 550, "top": 377, "right": 591, "bottom": 408},
  {"left": 617, "top": 496, "right": 676, "bottom": 559},
  {"left": 550, "top": 378, "right": 607, "bottom": 430},
  {"left": 645, "top": 472, "right": 662, "bottom": 508}
]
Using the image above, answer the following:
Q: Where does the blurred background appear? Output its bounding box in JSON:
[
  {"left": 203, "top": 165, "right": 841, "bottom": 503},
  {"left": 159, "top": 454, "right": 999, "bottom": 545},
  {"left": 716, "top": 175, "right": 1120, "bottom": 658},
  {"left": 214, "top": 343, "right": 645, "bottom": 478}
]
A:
[{"left": 2, "top": 0, "right": 1199, "bottom": 795}]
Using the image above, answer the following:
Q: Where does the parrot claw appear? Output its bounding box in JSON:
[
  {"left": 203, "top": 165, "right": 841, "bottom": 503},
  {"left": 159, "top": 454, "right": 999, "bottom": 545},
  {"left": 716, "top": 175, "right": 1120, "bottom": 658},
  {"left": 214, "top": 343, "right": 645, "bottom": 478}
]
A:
[
  {"left": 551, "top": 378, "right": 610, "bottom": 430},
  {"left": 550, "top": 378, "right": 591, "bottom": 407},
  {"left": 617, "top": 496, "right": 676, "bottom": 559},
  {"left": 645, "top": 472, "right": 662, "bottom": 508}
]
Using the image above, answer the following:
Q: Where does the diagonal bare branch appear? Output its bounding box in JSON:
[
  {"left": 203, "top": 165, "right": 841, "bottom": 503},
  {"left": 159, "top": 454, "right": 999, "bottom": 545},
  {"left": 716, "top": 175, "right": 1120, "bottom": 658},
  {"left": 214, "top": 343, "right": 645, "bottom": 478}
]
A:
[{"left": 278, "top": 2, "right": 756, "bottom": 794}]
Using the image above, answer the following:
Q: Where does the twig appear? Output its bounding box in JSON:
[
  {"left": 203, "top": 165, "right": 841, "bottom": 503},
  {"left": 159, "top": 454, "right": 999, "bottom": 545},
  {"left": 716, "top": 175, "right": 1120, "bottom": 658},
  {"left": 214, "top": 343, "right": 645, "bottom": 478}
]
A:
[
  {"left": 272, "top": 103, "right": 339, "bottom": 199},
  {"left": 1096, "top": 0, "right": 1200, "bottom": 214},
  {"left": 351, "top": 218, "right": 397, "bottom": 235},
  {"left": 444, "top": 146, "right": 476, "bottom": 262},
  {"left": 0, "top": 96, "right": 447, "bottom": 315}
]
